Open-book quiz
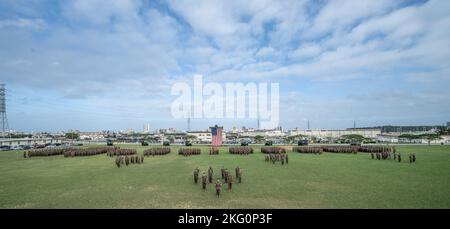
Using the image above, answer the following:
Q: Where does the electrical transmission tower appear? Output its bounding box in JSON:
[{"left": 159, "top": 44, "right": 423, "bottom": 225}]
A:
[{"left": 0, "top": 84, "right": 9, "bottom": 137}]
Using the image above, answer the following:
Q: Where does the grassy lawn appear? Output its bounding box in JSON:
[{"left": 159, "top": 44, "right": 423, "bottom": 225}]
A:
[{"left": 0, "top": 144, "right": 449, "bottom": 208}]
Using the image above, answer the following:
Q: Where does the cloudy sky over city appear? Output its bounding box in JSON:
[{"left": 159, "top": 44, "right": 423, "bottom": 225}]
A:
[{"left": 1, "top": 0, "right": 450, "bottom": 132}]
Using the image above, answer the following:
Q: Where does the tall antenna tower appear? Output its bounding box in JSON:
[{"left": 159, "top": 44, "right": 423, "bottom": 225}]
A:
[
  {"left": 187, "top": 112, "right": 191, "bottom": 132},
  {"left": 257, "top": 114, "right": 261, "bottom": 130},
  {"left": 0, "top": 84, "right": 10, "bottom": 137},
  {"left": 307, "top": 120, "right": 310, "bottom": 130}
]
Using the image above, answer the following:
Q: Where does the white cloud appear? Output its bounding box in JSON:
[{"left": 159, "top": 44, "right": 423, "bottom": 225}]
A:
[
  {"left": 0, "top": 18, "right": 46, "bottom": 30},
  {"left": 2, "top": 0, "right": 450, "bottom": 130}
]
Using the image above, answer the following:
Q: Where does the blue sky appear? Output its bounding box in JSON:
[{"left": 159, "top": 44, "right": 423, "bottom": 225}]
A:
[{"left": 1, "top": 0, "right": 450, "bottom": 132}]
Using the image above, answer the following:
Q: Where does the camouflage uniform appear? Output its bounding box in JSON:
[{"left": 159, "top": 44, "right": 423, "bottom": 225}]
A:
[
  {"left": 193, "top": 167, "right": 199, "bottom": 184},
  {"left": 237, "top": 170, "right": 242, "bottom": 183},
  {"left": 215, "top": 179, "right": 222, "bottom": 197},
  {"left": 201, "top": 173, "right": 207, "bottom": 190},
  {"left": 227, "top": 174, "right": 233, "bottom": 190},
  {"left": 208, "top": 166, "right": 213, "bottom": 183}
]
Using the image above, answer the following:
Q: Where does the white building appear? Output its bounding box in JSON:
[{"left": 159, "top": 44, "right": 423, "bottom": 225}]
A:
[
  {"left": 288, "top": 128, "right": 382, "bottom": 139},
  {"left": 240, "top": 129, "right": 285, "bottom": 138},
  {"left": 187, "top": 130, "right": 226, "bottom": 144},
  {"left": 376, "top": 134, "right": 399, "bottom": 143},
  {"left": 143, "top": 123, "right": 150, "bottom": 133},
  {"left": 0, "top": 138, "right": 63, "bottom": 147}
]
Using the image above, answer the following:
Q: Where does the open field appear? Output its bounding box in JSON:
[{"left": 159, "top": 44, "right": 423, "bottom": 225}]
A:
[{"left": 1, "top": 145, "right": 449, "bottom": 208}]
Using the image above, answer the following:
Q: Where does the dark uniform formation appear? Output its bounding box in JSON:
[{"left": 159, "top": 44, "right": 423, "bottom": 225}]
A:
[
  {"left": 24, "top": 146, "right": 136, "bottom": 158},
  {"left": 369, "top": 147, "right": 416, "bottom": 164},
  {"left": 261, "top": 146, "right": 286, "bottom": 154},
  {"left": 24, "top": 148, "right": 67, "bottom": 157},
  {"left": 193, "top": 166, "right": 243, "bottom": 197},
  {"left": 209, "top": 147, "right": 219, "bottom": 155},
  {"left": 143, "top": 147, "right": 171, "bottom": 156},
  {"left": 293, "top": 145, "right": 396, "bottom": 154},
  {"left": 114, "top": 155, "right": 144, "bottom": 168},
  {"left": 359, "top": 146, "right": 393, "bottom": 153},
  {"left": 178, "top": 148, "right": 201, "bottom": 156},
  {"left": 63, "top": 147, "right": 123, "bottom": 157},
  {"left": 228, "top": 147, "right": 253, "bottom": 155},
  {"left": 292, "top": 146, "right": 323, "bottom": 154},
  {"left": 264, "top": 153, "right": 289, "bottom": 165},
  {"left": 321, "top": 146, "right": 358, "bottom": 154},
  {"left": 106, "top": 148, "right": 137, "bottom": 157}
]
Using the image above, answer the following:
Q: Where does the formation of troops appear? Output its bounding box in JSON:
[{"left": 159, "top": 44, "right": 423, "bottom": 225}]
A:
[
  {"left": 321, "top": 146, "right": 358, "bottom": 154},
  {"left": 115, "top": 155, "right": 144, "bottom": 168},
  {"left": 24, "top": 148, "right": 67, "bottom": 157},
  {"left": 209, "top": 147, "right": 219, "bottom": 155},
  {"left": 106, "top": 148, "right": 137, "bottom": 157},
  {"left": 370, "top": 151, "right": 416, "bottom": 163},
  {"left": 264, "top": 153, "right": 289, "bottom": 165},
  {"left": 24, "top": 146, "right": 133, "bottom": 158},
  {"left": 178, "top": 148, "right": 201, "bottom": 156},
  {"left": 193, "top": 166, "right": 243, "bottom": 197},
  {"left": 228, "top": 147, "right": 253, "bottom": 155},
  {"left": 143, "top": 147, "right": 171, "bottom": 156},
  {"left": 292, "top": 146, "right": 323, "bottom": 154},
  {"left": 63, "top": 147, "right": 121, "bottom": 157},
  {"left": 292, "top": 145, "right": 395, "bottom": 154},
  {"left": 261, "top": 146, "right": 286, "bottom": 154},
  {"left": 359, "top": 146, "right": 393, "bottom": 153}
]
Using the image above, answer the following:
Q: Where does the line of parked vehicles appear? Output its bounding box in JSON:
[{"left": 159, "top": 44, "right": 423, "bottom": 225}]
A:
[{"left": 0, "top": 142, "right": 84, "bottom": 151}]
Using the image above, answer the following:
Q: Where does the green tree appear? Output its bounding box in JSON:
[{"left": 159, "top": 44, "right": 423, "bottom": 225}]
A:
[
  {"left": 399, "top": 134, "right": 420, "bottom": 143},
  {"left": 65, "top": 132, "right": 79, "bottom": 140},
  {"left": 285, "top": 134, "right": 307, "bottom": 144},
  {"left": 167, "top": 135, "right": 175, "bottom": 143},
  {"left": 419, "top": 133, "right": 442, "bottom": 146},
  {"left": 185, "top": 135, "right": 197, "bottom": 143},
  {"left": 341, "top": 134, "right": 365, "bottom": 143},
  {"left": 254, "top": 135, "right": 265, "bottom": 144}
]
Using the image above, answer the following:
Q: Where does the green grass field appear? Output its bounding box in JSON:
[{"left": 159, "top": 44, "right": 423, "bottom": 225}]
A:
[{"left": 0, "top": 145, "right": 449, "bottom": 209}]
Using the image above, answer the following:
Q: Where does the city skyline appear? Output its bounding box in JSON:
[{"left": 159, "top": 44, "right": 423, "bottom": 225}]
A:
[{"left": 1, "top": 0, "right": 450, "bottom": 132}]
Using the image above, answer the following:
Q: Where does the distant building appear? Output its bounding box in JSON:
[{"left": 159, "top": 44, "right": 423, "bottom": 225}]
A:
[
  {"left": 187, "top": 129, "right": 226, "bottom": 144},
  {"left": 143, "top": 123, "right": 150, "bottom": 133},
  {"left": 288, "top": 128, "right": 381, "bottom": 139},
  {"left": 447, "top": 122, "right": 450, "bottom": 127},
  {"left": 0, "top": 138, "right": 63, "bottom": 147}
]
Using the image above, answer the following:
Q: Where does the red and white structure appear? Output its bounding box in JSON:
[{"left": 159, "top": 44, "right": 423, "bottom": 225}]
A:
[{"left": 211, "top": 125, "right": 223, "bottom": 147}]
